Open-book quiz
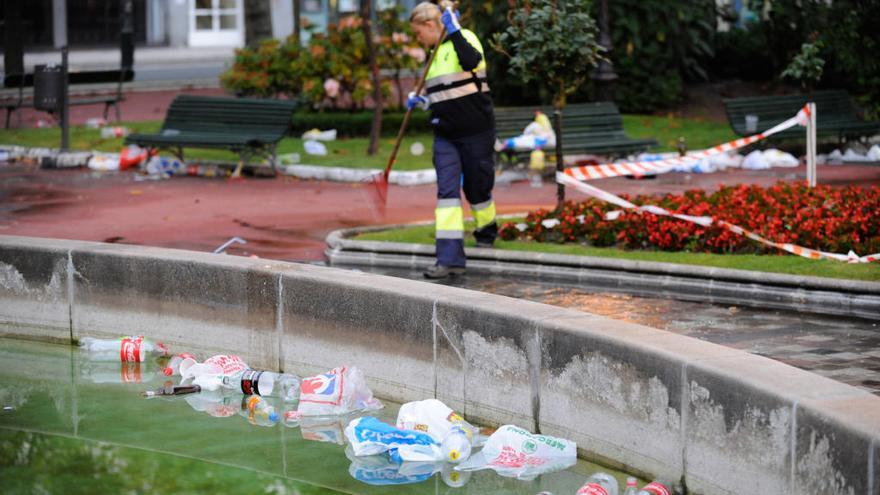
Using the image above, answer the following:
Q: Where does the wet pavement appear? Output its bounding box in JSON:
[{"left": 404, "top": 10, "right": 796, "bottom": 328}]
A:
[{"left": 356, "top": 266, "right": 880, "bottom": 396}]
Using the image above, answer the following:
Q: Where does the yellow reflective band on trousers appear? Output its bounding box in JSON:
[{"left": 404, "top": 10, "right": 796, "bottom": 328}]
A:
[
  {"left": 471, "top": 200, "right": 496, "bottom": 229},
  {"left": 435, "top": 203, "right": 464, "bottom": 239}
]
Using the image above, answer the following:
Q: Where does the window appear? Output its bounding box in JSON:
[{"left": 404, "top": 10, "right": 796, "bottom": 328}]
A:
[{"left": 188, "top": 0, "right": 243, "bottom": 47}]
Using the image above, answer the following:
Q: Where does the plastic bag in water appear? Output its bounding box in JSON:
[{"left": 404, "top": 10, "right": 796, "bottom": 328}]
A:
[
  {"left": 345, "top": 416, "right": 442, "bottom": 462},
  {"left": 293, "top": 366, "right": 382, "bottom": 417},
  {"left": 455, "top": 424, "right": 576, "bottom": 480}
]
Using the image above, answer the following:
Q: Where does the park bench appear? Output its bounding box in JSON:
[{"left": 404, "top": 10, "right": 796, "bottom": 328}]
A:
[
  {"left": 2, "top": 69, "right": 135, "bottom": 128},
  {"left": 494, "top": 101, "right": 658, "bottom": 166},
  {"left": 723, "top": 89, "right": 880, "bottom": 142},
  {"left": 125, "top": 95, "right": 298, "bottom": 174}
]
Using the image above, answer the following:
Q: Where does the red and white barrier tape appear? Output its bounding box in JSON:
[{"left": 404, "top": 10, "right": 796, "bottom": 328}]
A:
[
  {"left": 563, "top": 105, "right": 812, "bottom": 181},
  {"left": 555, "top": 172, "right": 879, "bottom": 263}
]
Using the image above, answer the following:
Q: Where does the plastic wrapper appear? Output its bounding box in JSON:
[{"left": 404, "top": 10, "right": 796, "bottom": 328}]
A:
[
  {"left": 179, "top": 354, "right": 249, "bottom": 392},
  {"left": 345, "top": 416, "right": 442, "bottom": 462},
  {"left": 292, "top": 366, "right": 382, "bottom": 417},
  {"left": 455, "top": 424, "right": 576, "bottom": 480}
]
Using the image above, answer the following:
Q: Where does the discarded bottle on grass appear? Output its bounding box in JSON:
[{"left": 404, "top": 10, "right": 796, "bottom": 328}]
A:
[
  {"left": 243, "top": 395, "right": 279, "bottom": 426},
  {"left": 440, "top": 426, "right": 472, "bottom": 463},
  {"left": 638, "top": 482, "right": 671, "bottom": 495},
  {"left": 223, "top": 369, "right": 300, "bottom": 402},
  {"left": 142, "top": 384, "right": 201, "bottom": 398},
  {"left": 79, "top": 336, "right": 169, "bottom": 362},
  {"left": 623, "top": 477, "right": 638, "bottom": 495}
]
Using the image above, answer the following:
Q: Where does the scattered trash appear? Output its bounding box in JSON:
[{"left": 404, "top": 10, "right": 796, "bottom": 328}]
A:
[
  {"left": 221, "top": 369, "right": 300, "bottom": 402},
  {"left": 395, "top": 398, "right": 480, "bottom": 463},
  {"left": 637, "top": 481, "right": 671, "bottom": 495},
  {"left": 742, "top": 149, "right": 798, "bottom": 170},
  {"left": 345, "top": 416, "right": 442, "bottom": 461},
  {"left": 410, "top": 141, "right": 425, "bottom": 156},
  {"left": 142, "top": 384, "right": 201, "bottom": 398},
  {"left": 346, "top": 446, "right": 471, "bottom": 487},
  {"left": 145, "top": 155, "right": 186, "bottom": 177},
  {"left": 184, "top": 389, "right": 241, "bottom": 418},
  {"left": 163, "top": 353, "right": 198, "bottom": 376},
  {"left": 455, "top": 424, "right": 577, "bottom": 480},
  {"left": 580, "top": 471, "right": 620, "bottom": 495},
  {"left": 119, "top": 145, "right": 149, "bottom": 170},
  {"left": 279, "top": 152, "right": 301, "bottom": 165},
  {"left": 101, "top": 126, "right": 129, "bottom": 139},
  {"left": 293, "top": 366, "right": 382, "bottom": 417},
  {"left": 79, "top": 336, "right": 169, "bottom": 362},
  {"left": 213, "top": 236, "right": 246, "bottom": 254},
  {"left": 302, "top": 128, "right": 338, "bottom": 141},
  {"left": 85, "top": 117, "right": 107, "bottom": 129},
  {"left": 87, "top": 153, "right": 122, "bottom": 171},
  {"left": 40, "top": 151, "right": 93, "bottom": 169},
  {"left": 499, "top": 112, "right": 556, "bottom": 151},
  {"left": 623, "top": 477, "right": 638, "bottom": 495},
  {"left": 304, "top": 140, "right": 329, "bottom": 156},
  {"left": 242, "top": 395, "right": 279, "bottom": 426},
  {"left": 179, "top": 354, "right": 249, "bottom": 392}
]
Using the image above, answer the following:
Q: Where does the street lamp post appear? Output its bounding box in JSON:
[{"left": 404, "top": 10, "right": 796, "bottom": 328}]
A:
[{"left": 593, "top": 0, "right": 618, "bottom": 102}]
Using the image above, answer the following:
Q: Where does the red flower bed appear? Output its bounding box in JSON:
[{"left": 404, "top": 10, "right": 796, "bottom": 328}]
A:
[{"left": 498, "top": 182, "right": 880, "bottom": 256}]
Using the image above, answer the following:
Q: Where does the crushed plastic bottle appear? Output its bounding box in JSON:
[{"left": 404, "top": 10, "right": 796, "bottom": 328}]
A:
[
  {"left": 243, "top": 395, "right": 279, "bottom": 426},
  {"left": 577, "top": 483, "right": 609, "bottom": 495},
  {"left": 163, "top": 353, "right": 197, "bottom": 376},
  {"left": 222, "top": 369, "right": 300, "bottom": 403},
  {"left": 623, "top": 476, "right": 638, "bottom": 495},
  {"left": 637, "top": 482, "right": 670, "bottom": 495},
  {"left": 440, "top": 426, "right": 472, "bottom": 463},
  {"left": 79, "top": 336, "right": 169, "bottom": 362}
]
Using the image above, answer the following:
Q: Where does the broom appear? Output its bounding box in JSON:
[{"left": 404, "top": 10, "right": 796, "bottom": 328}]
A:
[{"left": 367, "top": 20, "right": 448, "bottom": 213}]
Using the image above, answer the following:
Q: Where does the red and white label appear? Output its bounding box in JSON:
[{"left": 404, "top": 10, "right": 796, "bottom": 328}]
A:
[
  {"left": 204, "top": 354, "right": 248, "bottom": 375},
  {"left": 120, "top": 336, "right": 143, "bottom": 362},
  {"left": 576, "top": 483, "right": 609, "bottom": 495},
  {"left": 642, "top": 482, "right": 670, "bottom": 495}
]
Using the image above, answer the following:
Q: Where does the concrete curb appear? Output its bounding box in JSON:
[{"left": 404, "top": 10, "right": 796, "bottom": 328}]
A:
[
  {"left": 324, "top": 225, "right": 880, "bottom": 320},
  {"left": 0, "top": 235, "right": 877, "bottom": 494}
]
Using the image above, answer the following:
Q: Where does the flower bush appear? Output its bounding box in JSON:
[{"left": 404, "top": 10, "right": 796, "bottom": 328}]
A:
[
  {"left": 499, "top": 182, "right": 880, "bottom": 256},
  {"left": 221, "top": 8, "right": 421, "bottom": 110}
]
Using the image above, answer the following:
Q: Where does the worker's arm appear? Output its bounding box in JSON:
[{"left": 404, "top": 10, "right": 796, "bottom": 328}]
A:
[{"left": 440, "top": 8, "right": 483, "bottom": 72}]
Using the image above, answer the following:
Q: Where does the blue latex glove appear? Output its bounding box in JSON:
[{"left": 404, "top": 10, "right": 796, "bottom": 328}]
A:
[
  {"left": 440, "top": 7, "right": 461, "bottom": 34},
  {"left": 406, "top": 91, "right": 429, "bottom": 111}
]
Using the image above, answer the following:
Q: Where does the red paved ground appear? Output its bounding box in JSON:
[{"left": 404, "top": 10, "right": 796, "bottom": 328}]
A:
[
  {"left": 2, "top": 162, "right": 878, "bottom": 261},
  {"left": 3, "top": 87, "right": 879, "bottom": 261}
]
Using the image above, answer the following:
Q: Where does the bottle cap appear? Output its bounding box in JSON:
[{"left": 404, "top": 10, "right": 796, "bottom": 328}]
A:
[
  {"left": 447, "top": 449, "right": 460, "bottom": 461},
  {"left": 269, "top": 411, "right": 279, "bottom": 423}
]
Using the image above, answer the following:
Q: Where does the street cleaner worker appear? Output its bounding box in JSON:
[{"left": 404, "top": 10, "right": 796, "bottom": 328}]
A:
[{"left": 408, "top": 1, "right": 497, "bottom": 279}]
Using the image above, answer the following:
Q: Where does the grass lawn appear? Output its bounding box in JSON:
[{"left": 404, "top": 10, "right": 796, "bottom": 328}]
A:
[
  {"left": 0, "top": 113, "right": 737, "bottom": 170},
  {"left": 355, "top": 221, "right": 880, "bottom": 282}
]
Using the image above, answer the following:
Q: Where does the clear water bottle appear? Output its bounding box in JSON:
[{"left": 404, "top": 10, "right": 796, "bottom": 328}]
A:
[
  {"left": 585, "top": 471, "right": 619, "bottom": 495},
  {"left": 222, "top": 369, "right": 300, "bottom": 402},
  {"left": 638, "top": 482, "right": 670, "bottom": 495},
  {"left": 242, "top": 395, "right": 279, "bottom": 426},
  {"left": 440, "top": 426, "right": 472, "bottom": 463},
  {"left": 623, "top": 477, "right": 638, "bottom": 495},
  {"left": 79, "top": 336, "right": 169, "bottom": 362}
]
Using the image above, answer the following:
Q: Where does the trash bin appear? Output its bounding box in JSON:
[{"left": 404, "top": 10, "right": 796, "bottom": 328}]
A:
[{"left": 33, "top": 64, "right": 64, "bottom": 112}]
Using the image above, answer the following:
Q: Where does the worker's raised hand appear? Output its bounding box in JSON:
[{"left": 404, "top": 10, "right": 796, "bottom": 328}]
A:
[
  {"left": 406, "top": 91, "right": 429, "bottom": 111},
  {"left": 440, "top": 7, "right": 461, "bottom": 34}
]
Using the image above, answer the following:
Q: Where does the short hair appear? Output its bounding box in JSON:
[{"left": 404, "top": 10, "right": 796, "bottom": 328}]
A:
[{"left": 410, "top": 2, "right": 441, "bottom": 24}]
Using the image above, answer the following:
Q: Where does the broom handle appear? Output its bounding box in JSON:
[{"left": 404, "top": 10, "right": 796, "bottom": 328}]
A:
[{"left": 383, "top": 26, "right": 447, "bottom": 180}]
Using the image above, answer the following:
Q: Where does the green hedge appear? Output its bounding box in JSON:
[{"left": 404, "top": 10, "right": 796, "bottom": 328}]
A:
[{"left": 290, "top": 110, "right": 432, "bottom": 138}]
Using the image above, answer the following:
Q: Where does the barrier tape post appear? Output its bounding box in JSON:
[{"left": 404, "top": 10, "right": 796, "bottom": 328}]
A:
[{"left": 808, "top": 102, "right": 817, "bottom": 188}]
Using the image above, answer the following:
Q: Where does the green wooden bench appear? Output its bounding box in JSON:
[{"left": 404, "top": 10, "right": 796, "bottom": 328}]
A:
[
  {"left": 494, "top": 101, "right": 658, "bottom": 166},
  {"left": 125, "top": 95, "right": 297, "bottom": 174},
  {"left": 723, "top": 90, "right": 880, "bottom": 142}
]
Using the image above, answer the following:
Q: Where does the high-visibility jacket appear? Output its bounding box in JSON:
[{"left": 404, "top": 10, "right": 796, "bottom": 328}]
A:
[{"left": 424, "top": 29, "right": 494, "bottom": 139}]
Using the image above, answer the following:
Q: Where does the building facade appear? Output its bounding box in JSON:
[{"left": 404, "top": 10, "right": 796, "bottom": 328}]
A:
[{"left": 0, "top": 0, "right": 418, "bottom": 50}]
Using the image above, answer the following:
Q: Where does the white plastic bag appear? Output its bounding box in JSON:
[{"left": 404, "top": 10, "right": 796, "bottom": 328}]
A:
[
  {"left": 345, "top": 416, "right": 442, "bottom": 461},
  {"left": 304, "top": 140, "right": 329, "bottom": 156},
  {"left": 302, "top": 128, "right": 338, "bottom": 141},
  {"left": 87, "top": 153, "right": 121, "bottom": 171},
  {"left": 179, "top": 354, "right": 249, "bottom": 392},
  {"left": 293, "top": 366, "right": 382, "bottom": 417},
  {"left": 455, "top": 424, "right": 577, "bottom": 480},
  {"left": 396, "top": 399, "right": 478, "bottom": 445}
]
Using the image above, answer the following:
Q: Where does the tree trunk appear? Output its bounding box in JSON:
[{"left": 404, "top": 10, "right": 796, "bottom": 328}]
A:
[
  {"left": 553, "top": 91, "right": 566, "bottom": 212},
  {"left": 361, "top": 0, "right": 383, "bottom": 156}
]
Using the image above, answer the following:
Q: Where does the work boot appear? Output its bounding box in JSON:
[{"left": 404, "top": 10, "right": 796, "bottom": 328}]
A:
[
  {"left": 475, "top": 240, "right": 494, "bottom": 248},
  {"left": 423, "top": 264, "right": 465, "bottom": 279}
]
